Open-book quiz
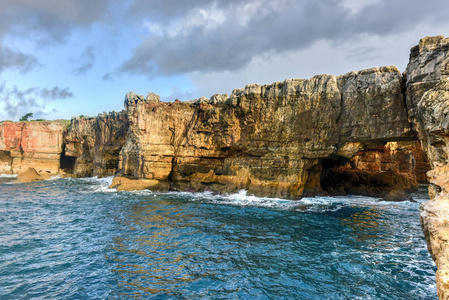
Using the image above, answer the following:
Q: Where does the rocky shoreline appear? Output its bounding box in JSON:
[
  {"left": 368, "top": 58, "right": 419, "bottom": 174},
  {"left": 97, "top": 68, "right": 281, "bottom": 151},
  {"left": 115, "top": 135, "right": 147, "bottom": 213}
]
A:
[{"left": 1, "top": 36, "right": 449, "bottom": 298}]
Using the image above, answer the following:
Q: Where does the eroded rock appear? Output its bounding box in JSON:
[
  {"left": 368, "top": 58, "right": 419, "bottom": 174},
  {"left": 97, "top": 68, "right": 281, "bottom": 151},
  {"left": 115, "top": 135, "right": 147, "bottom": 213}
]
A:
[
  {"left": 109, "top": 176, "right": 169, "bottom": 192},
  {"left": 406, "top": 35, "right": 449, "bottom": 299},
  {"left": 64, "top": 111, "right": 128, "bottom": 177},
  {"left": 0, "top": 121, "right": 66, "bottom": 174},
  {"left": 17, "top": 167, "right": 44, "bottom": 183}
]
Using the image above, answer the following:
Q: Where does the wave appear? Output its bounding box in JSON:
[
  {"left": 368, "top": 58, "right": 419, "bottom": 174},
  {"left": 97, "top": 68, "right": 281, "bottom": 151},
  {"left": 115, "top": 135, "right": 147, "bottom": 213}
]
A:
[
  {"left": 189, "top": 190, "right": 299, "bottom": 210},
  {"left": 56, "top": 175, "right": 426, "bottom": 211},
  {"left": 46, "top": 175, "right": 61, "bottom": 181},
  {"left": 0, "top": 174, "right": 18, "bottom": 178},
  {"left": 76, "top": 176, "right": 114, "bottom": 185},
  {"left": 65, "top": 176, "right": 117, "bottom": 193},
  {"left": 154, "top": 190, "right": 421, "bottom": 211}
]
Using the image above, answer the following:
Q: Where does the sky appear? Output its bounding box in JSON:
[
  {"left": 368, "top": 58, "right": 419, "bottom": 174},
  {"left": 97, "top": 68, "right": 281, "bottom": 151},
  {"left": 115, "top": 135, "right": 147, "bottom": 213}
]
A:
[{"left": 0, "top": 0, "right": 449, "bottom": 121}]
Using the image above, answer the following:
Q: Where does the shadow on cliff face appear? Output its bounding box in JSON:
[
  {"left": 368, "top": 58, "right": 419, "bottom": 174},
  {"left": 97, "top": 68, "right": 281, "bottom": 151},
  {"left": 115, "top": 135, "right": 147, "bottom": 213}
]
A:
[
  {"left": 316, "top": 140, "right": 431, "bottom": 199},
  {"left": 60, "top": 144, "right": 76, "bottom": 173},
  {"left": 319, "top": 156, "right": 420, "bottom": 198}
]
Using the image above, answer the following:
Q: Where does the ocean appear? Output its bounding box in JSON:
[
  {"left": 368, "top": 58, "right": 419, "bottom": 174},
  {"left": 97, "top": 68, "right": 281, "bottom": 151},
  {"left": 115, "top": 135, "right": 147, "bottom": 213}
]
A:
[{"left": 0, "top": 175, "right": 437, "bottom": 299}]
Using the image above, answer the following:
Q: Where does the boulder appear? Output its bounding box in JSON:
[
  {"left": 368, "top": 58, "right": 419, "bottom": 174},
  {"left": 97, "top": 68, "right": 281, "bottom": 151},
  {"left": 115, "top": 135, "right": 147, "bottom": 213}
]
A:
[
  {"left": 384, "top": 189, "right": 415, "bottom": 202},
  {"left": 109, "top": 176, "right": 169, "bottom": 192},
  {"left": 17, "top": 167, "right": 44, "bottom": 183}
]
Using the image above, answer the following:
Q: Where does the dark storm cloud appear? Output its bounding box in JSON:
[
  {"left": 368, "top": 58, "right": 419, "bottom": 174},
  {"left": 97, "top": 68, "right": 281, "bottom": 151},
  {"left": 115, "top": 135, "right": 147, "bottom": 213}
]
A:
[
  {"left": 0, "top": 46, "right": 39, "bottom": 73},
  {"left": 116, "top": 0, "right": 449, "bottom": 77},
  {"left": 0, "top": 0, "right": 112, "bottom": 74},
  {"left": 0, "top": 85, "right": 74, "bottom": 119},
  {"left": 0, "top": 0, "right": 112, "bottom": 42}
]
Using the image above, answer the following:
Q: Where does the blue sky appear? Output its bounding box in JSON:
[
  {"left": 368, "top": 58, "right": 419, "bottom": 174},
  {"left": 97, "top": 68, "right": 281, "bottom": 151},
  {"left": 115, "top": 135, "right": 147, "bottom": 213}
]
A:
[{"left": 1, "top": 0, "right": 449, "bottom": 121}]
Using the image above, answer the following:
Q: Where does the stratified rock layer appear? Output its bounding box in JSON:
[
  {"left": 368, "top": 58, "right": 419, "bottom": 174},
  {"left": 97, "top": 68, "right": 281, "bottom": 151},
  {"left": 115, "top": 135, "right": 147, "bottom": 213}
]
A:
[
  {"left": 117, "top": 67, "right": 419, "bottom": 199},
  {"left": 64, "top": 111, "right": 128, "bottom": 177},
  {"left": 0, "top": 121, "right": 66, "bottom": 175},
  {"left": 406, "top": 36, "right": 449, "bottom": 299}
]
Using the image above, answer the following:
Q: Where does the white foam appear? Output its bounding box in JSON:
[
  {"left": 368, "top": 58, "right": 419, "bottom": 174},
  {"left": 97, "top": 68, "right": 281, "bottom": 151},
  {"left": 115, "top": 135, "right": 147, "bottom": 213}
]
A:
[
  {"left": 160, "top": 190, "right": 420, "bottom": 212},
  {"left": 170, "top": 189, "right": 300, "bottom": 210},
  {"left": 0, "top": 174, "right": 17, "bottom": 178},
  {"left": 76, "top": 176, "right": 117, "bottom": 193},
  {"left": 46, "top": 175, "right": 61, "bottom": 181},
  {"left": 57, "top": 175, "right": 423, "bottom": 211},
  {"left": 78, "top": 176, "right": 114, "bottom": 185}
]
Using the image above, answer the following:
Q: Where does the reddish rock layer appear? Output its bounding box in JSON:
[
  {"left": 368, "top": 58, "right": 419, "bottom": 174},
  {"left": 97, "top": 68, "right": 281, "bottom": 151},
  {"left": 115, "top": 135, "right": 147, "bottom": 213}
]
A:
[
  {"left": 0, "top": 121, "right": 66, "bottom": 174},
  {"left": 64, "top": 111, "right": 128, "bottom": 177}
]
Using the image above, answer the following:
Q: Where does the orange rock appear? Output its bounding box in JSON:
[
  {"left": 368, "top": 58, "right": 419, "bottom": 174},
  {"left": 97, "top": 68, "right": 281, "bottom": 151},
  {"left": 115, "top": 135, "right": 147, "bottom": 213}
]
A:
[
  {"left": 0, "top": 121, "right": 66, "bottom": 174},
  {"left": 109, "top": 176, "right": 169, "bottom": 192},
  {"left": 17, "top": 167, "right": 44, "bottom": 183}
]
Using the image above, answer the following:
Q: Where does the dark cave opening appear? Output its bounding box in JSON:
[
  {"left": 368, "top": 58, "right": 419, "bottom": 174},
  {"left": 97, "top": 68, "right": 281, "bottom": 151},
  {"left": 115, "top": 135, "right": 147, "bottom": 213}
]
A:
[
  {"left": 319, "top": 156, "right": 354, "bottom": 196},
  {"left": 318, "top": 152, "right": 420, "bottom": 198},
  {"left": 60, "top": 145, "right": 77, "bottom": 173}
]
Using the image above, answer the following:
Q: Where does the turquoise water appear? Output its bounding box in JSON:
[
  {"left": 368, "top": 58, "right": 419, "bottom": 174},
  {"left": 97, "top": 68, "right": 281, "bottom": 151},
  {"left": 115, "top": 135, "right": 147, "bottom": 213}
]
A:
[{"left": 0, "top": 176, "right": 437, "bottom": 299}]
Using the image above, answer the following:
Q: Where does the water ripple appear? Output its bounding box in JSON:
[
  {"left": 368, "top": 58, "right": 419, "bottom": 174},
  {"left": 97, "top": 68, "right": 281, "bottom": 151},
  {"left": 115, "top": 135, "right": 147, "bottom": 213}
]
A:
[{"left": 0, "top": 178, "right": 437, "bottom": 299}]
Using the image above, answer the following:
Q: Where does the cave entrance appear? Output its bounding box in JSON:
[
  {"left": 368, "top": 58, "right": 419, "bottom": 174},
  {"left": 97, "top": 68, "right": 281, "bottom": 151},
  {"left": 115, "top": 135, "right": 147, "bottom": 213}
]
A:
[
  {"left": 319, "top": 156, "right": 354, "bottom": 196},
  {"left": 319, "top": 154, "right": 414, "bottom": 197},
  {"left": 0, "top": 150, "right": 13, "bottom": 173},
  {"left": 59, "top": 145, "right": 76, "bottom": 173}
]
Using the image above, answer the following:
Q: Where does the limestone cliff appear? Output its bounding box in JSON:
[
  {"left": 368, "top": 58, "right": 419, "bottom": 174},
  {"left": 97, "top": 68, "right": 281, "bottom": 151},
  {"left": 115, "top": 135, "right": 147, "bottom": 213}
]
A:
[
  {"left": 405, "top": 35, "right": 449, "bottom": 299},
  {"left": 117, "top": 66, "right": 422, "bottom": 199},
  {"left": 64, "top": 111, "right": 128, "bottom": 177},
  {"left": 0, "top": 121, "right": 66, "bottom": 175},
  {"left": 0, "top": 67, "right": 426, "bottom": 199}
]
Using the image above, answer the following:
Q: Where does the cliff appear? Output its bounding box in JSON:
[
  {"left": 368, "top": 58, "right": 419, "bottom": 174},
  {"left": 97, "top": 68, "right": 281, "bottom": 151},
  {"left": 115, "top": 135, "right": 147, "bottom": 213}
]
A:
[
  {"left": 110, "top": 67, "right": 426, "bottom": 198},
  {"left": 0, "top": 121, "right": 66, "bottom": 175},
  {"left": 405, "top": 36, "right": 449, "bottom": 299},
  {"left": 0, "top": 61, "right": 429, "bottom": 199},
  {"left": 63, "top": 111, "right": 128, "bottom": 177}
]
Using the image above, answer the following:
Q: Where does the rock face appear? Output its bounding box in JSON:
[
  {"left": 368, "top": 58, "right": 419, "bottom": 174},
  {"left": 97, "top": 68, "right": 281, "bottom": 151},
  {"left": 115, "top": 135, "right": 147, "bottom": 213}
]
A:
[
  {"left": 405, "top": 36, "right": 449, "bottom": 299},
  {"left": 17, "top": 167, "right": 44, "bottom": 183},
  {"left": 0, "top": 69, "right": 425, "bottom": 199},
  {"left": 0, "top": 121, "right": 66, "bottom": 175},
  {"left": 321, "top": 141, "right": 428, "bottom": 198},
  {"left": 64, "top": 111, "right": 128, "bottom": 177},
  {"left": 117, "top": 67, "right": 422, "bottom": 199}
]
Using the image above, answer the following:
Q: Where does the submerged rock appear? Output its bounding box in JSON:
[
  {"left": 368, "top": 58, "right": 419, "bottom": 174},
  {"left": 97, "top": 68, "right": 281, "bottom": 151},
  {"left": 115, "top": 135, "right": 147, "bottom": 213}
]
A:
[{"left": 383, "top": 189, "right": 415, "bottom": 202}]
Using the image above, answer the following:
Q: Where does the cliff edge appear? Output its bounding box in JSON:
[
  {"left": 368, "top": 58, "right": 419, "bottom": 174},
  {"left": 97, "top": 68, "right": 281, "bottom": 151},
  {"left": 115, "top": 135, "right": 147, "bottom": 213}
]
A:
[
  {"left": 405, "top": 35, "right": 449, "bottom": 299},
  {"left": 112, "top": 66, "right": 425, "bottom": 199}
]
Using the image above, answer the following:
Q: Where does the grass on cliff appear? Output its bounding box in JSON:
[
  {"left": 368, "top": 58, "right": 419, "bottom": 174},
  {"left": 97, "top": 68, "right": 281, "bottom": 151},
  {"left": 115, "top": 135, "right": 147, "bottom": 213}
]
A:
[{"left": 0, "top": 119, "right": 71, "bottom": 128}]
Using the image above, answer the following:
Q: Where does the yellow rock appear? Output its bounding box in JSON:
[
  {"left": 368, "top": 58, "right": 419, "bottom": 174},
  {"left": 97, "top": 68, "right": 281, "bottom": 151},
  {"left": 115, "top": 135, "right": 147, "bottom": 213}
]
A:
[
  {"left": 109, "top": 176, "right": 169, "bottom": 192},
  {"left": 17, "top": 167, "right": 44, "bottom": 183}
]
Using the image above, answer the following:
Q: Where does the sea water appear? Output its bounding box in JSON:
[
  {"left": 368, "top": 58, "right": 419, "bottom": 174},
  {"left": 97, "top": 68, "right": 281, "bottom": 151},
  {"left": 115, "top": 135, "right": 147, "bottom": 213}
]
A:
[{"left": 0, "top": 176, "right": 437, "bottom": 299}]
